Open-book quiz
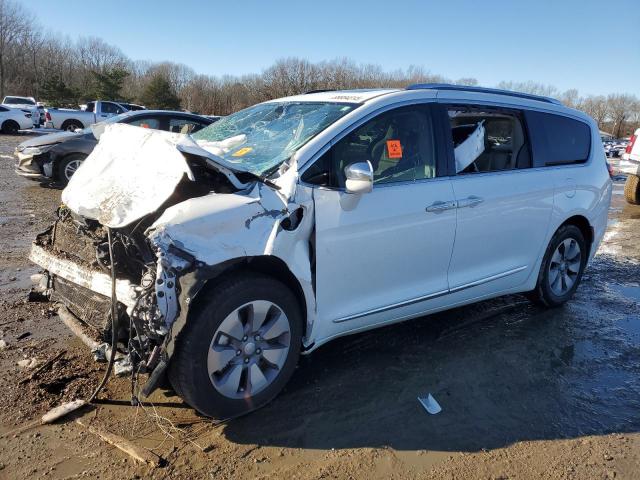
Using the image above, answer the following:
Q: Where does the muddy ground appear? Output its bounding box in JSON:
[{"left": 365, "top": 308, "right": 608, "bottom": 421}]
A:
[{"left": 0, "top": 133, "right": 638, "bottom": 479}]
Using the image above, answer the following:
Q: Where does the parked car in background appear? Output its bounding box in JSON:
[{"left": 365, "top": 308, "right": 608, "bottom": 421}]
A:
[
  {"left": 15, "top": 110, "right": 214, "bottom": 185},
  {"left": 620, "top": 128, "right": 639, "bottom": 204},
  {"left": 29, "top": 85, "right": 612, "bottom": 418},
  {"left": 2, "top": 95, "right": 36, "bottom": 108},
  {"left": 604, "top": 139, "right": 628, "bottom": 158},
  {"left": 44, "top": 100, "right": 147, "bottom": 131},
  {"left": 0, "top": 105, "right": 33, "bottom": 133},
  {"left": 1, "top": 95, "right": 42, "bottom": 128}
]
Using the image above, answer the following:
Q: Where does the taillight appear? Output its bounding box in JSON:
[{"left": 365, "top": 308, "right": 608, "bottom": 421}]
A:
[
  {"left": 626, "top": 135, "right": 637, "bottom": 154},
  {"left": 606, "top": 159, "right": 614, "bottom": 178},
  {"left": 45, "top": 112, "right": 51, "bottom": 121}
]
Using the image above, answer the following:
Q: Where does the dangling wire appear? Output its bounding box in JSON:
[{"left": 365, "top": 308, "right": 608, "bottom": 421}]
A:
[{"left": 88, "top": 227, "right": 119, "bottom": 403}]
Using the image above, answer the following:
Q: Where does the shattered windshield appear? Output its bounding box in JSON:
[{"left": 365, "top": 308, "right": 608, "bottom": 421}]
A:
[{"left": 191, "top": 102, "right": 357, "bottom": 176}]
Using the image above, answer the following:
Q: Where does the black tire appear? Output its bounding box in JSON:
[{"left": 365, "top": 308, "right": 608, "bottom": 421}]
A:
[
  {"left": 168, "top": 273, "right": 303, "bottom": 419},
  {"left": 1, "top": 120, "right": 19, "bottom": 134},
  {"left": 624, "top": 175, "right": 640, "bottom": 205},
  {"left": 529, "top": 224, "right": 587, "bottom": 307},
  {"left": 60, "top": 120, "right": 83, "bottom": 132},
  {"left": 56, "top": 153, "right": 87, "bottom": 185}
]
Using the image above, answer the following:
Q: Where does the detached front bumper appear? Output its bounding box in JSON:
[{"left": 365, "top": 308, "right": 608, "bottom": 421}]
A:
[{"left": 29, "top": 244, "right": 139, "bottom": 310}]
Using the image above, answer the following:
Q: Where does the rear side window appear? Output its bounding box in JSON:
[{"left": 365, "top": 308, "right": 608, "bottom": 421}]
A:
[
  {"left": 445, "top": 105, "right": 532, "bottom": 174},
  {"left": 525, "top": 111, "right": 591, "bottom": 167},
  {"left": 126, "top": 116, "right": 161, "bottom": 130},
  {"left": 168, "top": 117, "right": 207, "bottom": 134}
]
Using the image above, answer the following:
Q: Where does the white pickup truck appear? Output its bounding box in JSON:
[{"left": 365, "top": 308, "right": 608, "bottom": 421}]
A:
[
  {"left": 44, "top": 100, "right": 145, "bottom": 131},
  {"left": 620, "top": 128, "right": 640, "bottom": 204}
]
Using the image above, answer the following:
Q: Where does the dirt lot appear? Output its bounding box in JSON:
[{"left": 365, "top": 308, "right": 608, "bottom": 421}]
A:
[{"left": 0, "top": 133, "right": 638, "bottom": 479}]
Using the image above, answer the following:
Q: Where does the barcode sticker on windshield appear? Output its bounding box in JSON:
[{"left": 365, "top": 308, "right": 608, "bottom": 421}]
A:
[
  {"left": 386, "top": 140, "right": 402, "bottom": 159},
  {"left": 232, "top": 147, "right": 253, "bottom": 157}
]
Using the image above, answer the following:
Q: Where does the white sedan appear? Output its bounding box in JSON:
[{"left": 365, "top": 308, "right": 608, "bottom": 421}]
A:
[{"left": 0, "top": 105, "right": 33, "bottom": 133}]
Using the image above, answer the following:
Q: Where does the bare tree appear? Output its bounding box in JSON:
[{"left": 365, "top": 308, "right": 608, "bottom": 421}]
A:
[
  {"left": 580, "top": 95, "right": 609, "bottom": 129},
  {"left": 0, "top": 0, "right": 31, "bottom": 97},
  {"left": 1, "top": 1, "right": 638, "bottom": 126},
  {"left": 608, "top": 94, "right": 637, "bottom": 137}
]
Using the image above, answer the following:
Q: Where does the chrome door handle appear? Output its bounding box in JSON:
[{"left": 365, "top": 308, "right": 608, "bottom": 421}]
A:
[
  {"left": 457, "top": 195, "right": 484, "bottom": 209},
  {"left": 425, "top": 200, "right": 457, "bottom": 213}
]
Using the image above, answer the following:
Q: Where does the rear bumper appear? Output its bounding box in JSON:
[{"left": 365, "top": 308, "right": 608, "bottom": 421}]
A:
[
  {"left": 29, "top": 244, "right": 139, "bottom": 310},
  {"left": 619, "top": 158, "right": 640, "bottom": 176}
]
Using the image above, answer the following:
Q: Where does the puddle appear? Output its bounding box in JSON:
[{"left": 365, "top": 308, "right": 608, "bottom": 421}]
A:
[
  {"left": 616, "top": 315, "right": 640, "bottom": 337},
  {"left": 0, "top": 266, "right": 40, "bottom": 293},
  {"left": 608, "top": 284, "right": 640, "bottom": 303}
]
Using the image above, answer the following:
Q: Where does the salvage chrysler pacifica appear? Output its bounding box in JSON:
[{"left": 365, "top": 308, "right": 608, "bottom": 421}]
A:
[{"left": 29, "top": 84, "right": 612, "bottom": 418}]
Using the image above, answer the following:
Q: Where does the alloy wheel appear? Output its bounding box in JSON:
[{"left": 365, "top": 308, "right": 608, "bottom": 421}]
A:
[
  {"left": 207, "top": 300, "right": 291, "bottom": 399},
  {"left": 64, "top": 159, "right": 83, "bottom": 180},
  {"left": 548, "top": 238, "right": 581, "bottom": 296}
]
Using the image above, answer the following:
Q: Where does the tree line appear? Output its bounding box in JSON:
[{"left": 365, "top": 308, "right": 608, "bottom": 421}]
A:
[{"left": 1, "top": 0, "right": 638, "bottom": 138}]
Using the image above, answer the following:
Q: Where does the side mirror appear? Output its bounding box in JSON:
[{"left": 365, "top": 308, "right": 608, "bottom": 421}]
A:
[{"left": 344, "top": 161, "right": 373, "bottom": 194}]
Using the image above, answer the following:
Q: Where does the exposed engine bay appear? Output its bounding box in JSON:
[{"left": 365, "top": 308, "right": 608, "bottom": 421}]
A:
[
  {"left": 28, "top": 123, "right": 316, "bottom": 400},
  {"left": 31, "top": 164, "right": 236, "bottom": 392}
]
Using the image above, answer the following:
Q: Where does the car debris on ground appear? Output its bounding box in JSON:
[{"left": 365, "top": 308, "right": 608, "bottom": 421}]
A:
[{"left": 418, "top": 393, "right": 442, "bottom": 415}]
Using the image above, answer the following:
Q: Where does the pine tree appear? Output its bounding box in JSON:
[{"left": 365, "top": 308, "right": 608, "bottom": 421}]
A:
[
  {"left": 140, "top": 75, "right": 181, "bottom": 110},
  {"left": 91, "top": 68, "right": 129, "bottom": 100}
]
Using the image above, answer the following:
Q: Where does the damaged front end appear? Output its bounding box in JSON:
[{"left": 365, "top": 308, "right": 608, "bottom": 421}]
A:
[
  {"left": 30, "top": 205, "right": 196, "bottom": 387},
  {"left": 29, "top": 123, "right": 315, "bottom": 398}
]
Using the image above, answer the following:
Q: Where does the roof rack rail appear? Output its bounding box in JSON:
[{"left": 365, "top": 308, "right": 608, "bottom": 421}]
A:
[
  {"left": 405, "top": 83, "right": 562, "bottom": 105},
  {"left": 304, "top": 89, "right": 335, "bottom": 94}
]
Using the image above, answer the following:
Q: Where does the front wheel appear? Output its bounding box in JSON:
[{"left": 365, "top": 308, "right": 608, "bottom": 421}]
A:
[
  {"left": 57, "top": 154, "right": 86, "bottom": 185},
  {"left": 168, "top": 273, "right": 302, "bottom": 419},
  {"left": 529, "top": 225, "right": 587, "bottom": 307}
]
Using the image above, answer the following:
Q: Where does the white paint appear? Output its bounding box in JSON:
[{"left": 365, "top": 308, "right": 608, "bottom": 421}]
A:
[
  {"left": 61, "top": 123, "right": 192, "bottom": 228},
  {"left": 29, "top": 244, "right": 138, "bottom": 308},
  {"left": 41, "top": 86, "right": 612, "bottom": 352},
  {"left": 621, "top": 127, "right": 639, "bottom": 163},
  {"left": 0, "top": 107, "right": 33, "bottom": 130}
]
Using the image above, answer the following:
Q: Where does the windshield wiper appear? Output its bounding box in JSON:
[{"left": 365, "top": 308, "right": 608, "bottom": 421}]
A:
[
  {"left": 240, "top": 171, "right": 281, "bottom": 191},
  {"left": 178, "top": 139, "right": 282, "bottom": 191}
]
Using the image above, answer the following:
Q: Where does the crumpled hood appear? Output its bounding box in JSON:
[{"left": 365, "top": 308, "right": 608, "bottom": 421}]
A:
[
  {"left": 61, "top": 123, "right": 192, "bottom": 228},
  {"left": 148, "top": 182, "right": 290, "bottom": 265}
]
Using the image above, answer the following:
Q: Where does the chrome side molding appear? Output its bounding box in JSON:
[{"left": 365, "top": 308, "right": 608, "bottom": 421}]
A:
[{"left": 333, "top": 265, "right": 527, "bottom": 323}]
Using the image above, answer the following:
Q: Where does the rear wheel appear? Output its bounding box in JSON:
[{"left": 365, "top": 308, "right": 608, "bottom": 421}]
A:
[
  {"left": 57, "top": 154, "right": 86, "bottom": 185},
  {"left": 1, "top": 120, "right": 19, "bottom": 134},
  {"left": 529, "top": 225, "right": 587, "bottom": 307},
  {"left": 168, "top": 273, "right": 302, "bottom": 419},
  {"left": 624, "top": 174, "right": 640, "bottom": 205},
  {"left": 60, "top": 120, "right": 83, "bottom": 132}
]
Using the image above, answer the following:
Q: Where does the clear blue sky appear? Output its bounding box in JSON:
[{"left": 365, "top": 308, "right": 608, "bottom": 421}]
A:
[{"left": 29, "top": 0, "right": 640, "bottom": 96}]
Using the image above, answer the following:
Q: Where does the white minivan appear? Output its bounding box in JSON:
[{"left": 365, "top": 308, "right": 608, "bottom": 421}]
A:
[{"left": 31, "top": 85, "right": 612, "bottom": 418}]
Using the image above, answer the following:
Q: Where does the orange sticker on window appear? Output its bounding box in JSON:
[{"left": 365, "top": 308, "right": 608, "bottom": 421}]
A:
[
  {"left": 386, "top": 140, "right": 403, "bottom": 159},
  {"left": 232, "top": 147, "right": 253, "bottom": 157}
]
